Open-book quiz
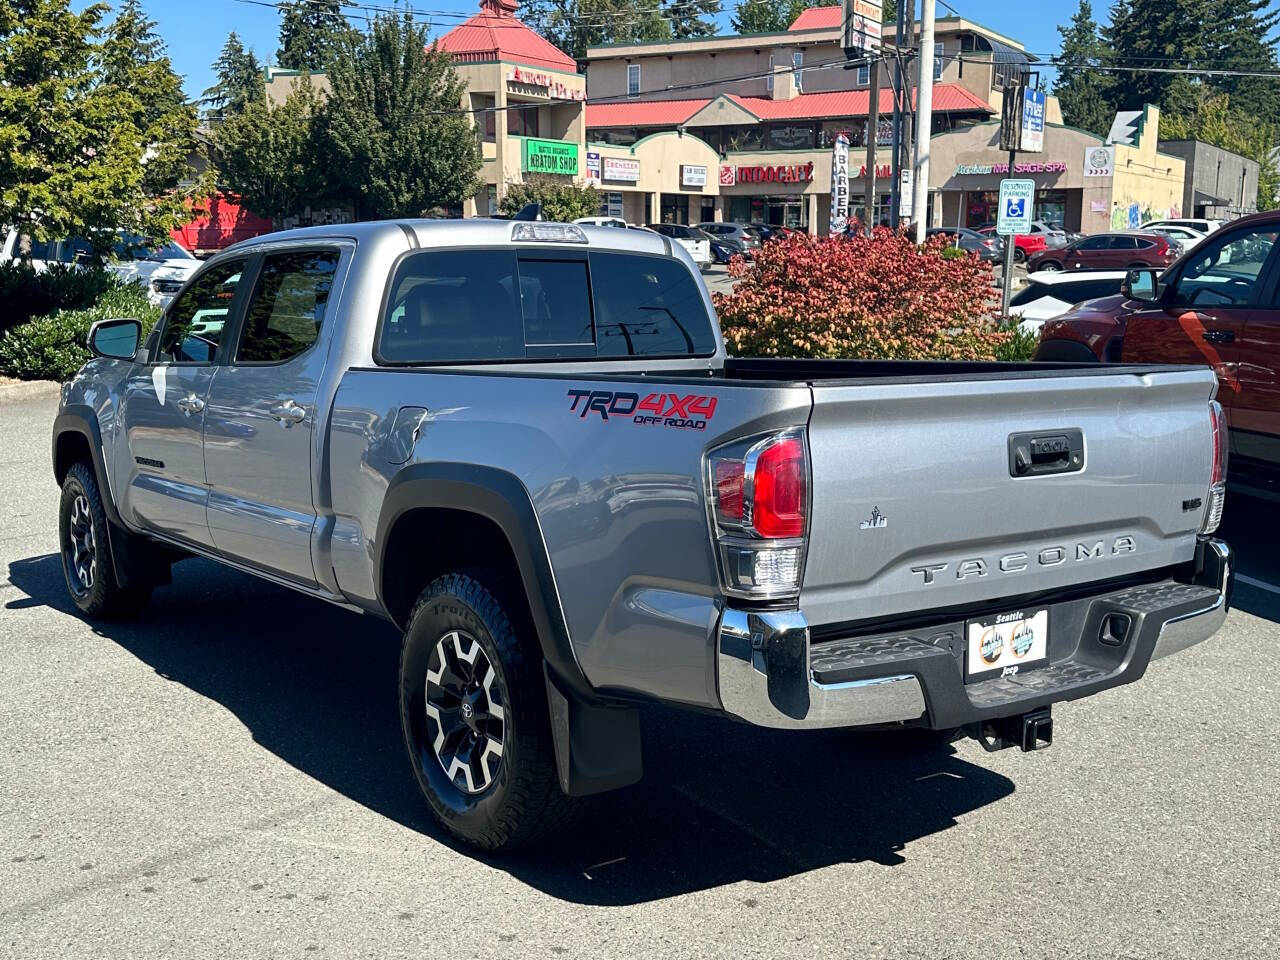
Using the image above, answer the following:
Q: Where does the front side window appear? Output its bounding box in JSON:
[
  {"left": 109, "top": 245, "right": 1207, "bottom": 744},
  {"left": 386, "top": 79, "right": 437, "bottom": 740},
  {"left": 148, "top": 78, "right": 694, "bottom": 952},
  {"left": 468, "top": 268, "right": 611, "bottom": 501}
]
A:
[
  {"left": 627, "top": 63, "right": 640, "bottom": 96},
  {"left": 155, "top": 258, "right": 247, "bottom": 363},
  {"left": 1078, "top": 236, "right": 1109, "bottom": 251},
  {"left": 1174, "top": 226, "right": 1279, "bottom": 307},
  {"left": 236, "top": 249, "right": 339, "bottom": 364}
]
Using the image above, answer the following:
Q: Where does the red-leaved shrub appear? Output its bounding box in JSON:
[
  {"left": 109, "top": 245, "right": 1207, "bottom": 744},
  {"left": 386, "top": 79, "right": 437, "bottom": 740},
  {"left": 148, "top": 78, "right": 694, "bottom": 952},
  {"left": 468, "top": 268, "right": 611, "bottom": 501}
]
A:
[{"left": 713, "top": 229, "right": 1008, "bottom": 360}]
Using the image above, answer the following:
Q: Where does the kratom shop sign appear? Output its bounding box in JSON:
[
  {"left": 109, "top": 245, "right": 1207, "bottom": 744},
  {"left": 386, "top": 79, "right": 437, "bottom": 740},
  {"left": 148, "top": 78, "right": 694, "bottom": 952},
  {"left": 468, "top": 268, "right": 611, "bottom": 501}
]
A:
[
  {"left": 953, "top": 161, "right": 1068, "bottom": 175},
  {"left": 524, "top": 138, "right": 579, "bottom": 175}
]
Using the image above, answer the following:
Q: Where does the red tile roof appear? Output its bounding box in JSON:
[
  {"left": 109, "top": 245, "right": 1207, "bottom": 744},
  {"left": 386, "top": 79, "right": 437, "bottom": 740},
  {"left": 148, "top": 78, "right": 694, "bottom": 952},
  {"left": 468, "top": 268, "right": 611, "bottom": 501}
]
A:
[
  {"left": 788, "top": 6, "right": 842, "bottom": 31},
  {"left": 585, "top": 84, "right": 992, "bottom": 128},
  {"left": 435, "top": 0, "right": 577, "bottom": 72}
]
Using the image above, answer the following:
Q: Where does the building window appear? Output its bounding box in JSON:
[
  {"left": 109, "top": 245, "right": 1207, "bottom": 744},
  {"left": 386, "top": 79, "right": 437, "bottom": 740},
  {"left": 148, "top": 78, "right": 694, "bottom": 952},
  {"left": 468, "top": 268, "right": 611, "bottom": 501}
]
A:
[
  {"left": 793, "top": 51, "right": 804, "bottom": 93},
  {"left": 855, "top": 62, "right": 869, "bottom": 86},
  {"left": 933, "top": 42, "right": 944, "bottom": 80},
  {"left": 473, "top": 94, "right": 495, "bottom": 143},
  {"left": 507, "top": 104, "right": 539, "bottom": 138},
  {"left": 627, "top": 63, "right": 640, "bottom": 96},
  {"left": 766, "top": 55, "right": 774, "bottom": 93}
]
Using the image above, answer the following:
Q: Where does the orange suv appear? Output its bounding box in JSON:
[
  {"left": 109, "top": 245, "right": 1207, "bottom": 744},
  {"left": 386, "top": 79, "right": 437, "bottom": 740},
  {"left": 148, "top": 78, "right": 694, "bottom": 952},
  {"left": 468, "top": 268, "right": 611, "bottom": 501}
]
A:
[{"left": 1035, "top": 210, "right": 1280, "bottom": 480}]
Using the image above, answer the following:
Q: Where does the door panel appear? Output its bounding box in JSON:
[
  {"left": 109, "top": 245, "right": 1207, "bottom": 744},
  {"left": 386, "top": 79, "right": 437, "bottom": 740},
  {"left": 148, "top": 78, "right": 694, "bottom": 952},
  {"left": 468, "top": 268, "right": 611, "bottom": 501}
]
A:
[
  {"left": 119, "top": 257, "right": 249, "bottom": 546},
  {"left": 204, "top": 248, "right": 342, "bottom": 585}
]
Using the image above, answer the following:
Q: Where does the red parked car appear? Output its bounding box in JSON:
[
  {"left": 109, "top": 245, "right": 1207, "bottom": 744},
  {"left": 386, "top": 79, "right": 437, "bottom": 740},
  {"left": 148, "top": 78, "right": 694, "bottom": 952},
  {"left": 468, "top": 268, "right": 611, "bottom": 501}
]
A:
[
  {"left": 1026, "top": 231, "right": 1178, "bottom": 273},
  {"left": 1035, "top": 210, "right": 1280, "bottom": 480},
  {"left": 977, "top": 226, "right": 1046, "bottom": 263}
]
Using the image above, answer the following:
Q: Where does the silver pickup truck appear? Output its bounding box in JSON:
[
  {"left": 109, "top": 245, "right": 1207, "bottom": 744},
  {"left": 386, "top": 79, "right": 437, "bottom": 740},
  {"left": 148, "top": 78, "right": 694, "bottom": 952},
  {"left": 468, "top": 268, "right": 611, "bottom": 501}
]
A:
[{"left": 53, "top": 218, "right": 1233, "bottom": 850}]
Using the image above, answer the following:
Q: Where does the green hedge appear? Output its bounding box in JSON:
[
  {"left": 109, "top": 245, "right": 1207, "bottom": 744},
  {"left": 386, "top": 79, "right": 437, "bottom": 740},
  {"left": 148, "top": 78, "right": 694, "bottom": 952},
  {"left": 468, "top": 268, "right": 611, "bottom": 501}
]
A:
[
  {"left": 0, "top": 282, "right": 160, "bottom": 382},
  {"left": 0, "top": 262, "right": 115, "bottom": 334}
]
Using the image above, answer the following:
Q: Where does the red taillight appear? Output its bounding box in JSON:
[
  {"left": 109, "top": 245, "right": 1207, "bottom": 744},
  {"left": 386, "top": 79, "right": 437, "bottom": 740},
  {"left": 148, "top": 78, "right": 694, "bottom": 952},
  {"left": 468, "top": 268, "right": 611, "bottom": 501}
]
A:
[{"left": 753, "top": 437, "right": 807, "bottom": 537}]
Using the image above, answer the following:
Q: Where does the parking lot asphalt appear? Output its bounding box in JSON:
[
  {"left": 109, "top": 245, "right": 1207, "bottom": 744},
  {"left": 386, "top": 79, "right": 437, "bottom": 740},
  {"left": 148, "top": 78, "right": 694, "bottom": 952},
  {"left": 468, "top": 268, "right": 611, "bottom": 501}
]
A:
[{"left": 2, "top": 384, "right": 1278, "bottom": 960}]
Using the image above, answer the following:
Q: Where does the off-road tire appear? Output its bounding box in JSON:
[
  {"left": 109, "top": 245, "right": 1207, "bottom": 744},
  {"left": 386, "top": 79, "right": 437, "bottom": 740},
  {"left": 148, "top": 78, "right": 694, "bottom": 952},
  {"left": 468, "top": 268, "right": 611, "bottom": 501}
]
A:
[
  {"left": 399, "top": 573, "right": 577, "bottom": 850},
  {"left": 58, "top": 462, "right": 152, "bottom": 619}
]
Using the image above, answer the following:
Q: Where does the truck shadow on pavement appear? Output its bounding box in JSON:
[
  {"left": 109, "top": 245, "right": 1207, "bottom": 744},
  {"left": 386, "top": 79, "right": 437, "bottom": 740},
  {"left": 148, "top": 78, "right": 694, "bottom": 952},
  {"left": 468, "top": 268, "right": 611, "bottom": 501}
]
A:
[{"left": 7, "top": 552, "right": 1015, "bottom": 906}]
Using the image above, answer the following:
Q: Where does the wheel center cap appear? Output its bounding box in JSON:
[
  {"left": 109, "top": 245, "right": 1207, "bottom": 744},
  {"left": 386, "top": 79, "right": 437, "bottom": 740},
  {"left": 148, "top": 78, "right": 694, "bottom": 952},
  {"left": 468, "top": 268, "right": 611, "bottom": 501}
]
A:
[{"left": 460, "top": 701, "right": 474, "bottom": 720}]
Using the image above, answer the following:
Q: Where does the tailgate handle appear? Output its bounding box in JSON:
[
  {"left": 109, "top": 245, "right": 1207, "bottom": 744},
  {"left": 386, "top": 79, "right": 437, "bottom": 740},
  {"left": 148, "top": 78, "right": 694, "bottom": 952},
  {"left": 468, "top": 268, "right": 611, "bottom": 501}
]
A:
[{"left": 1008, "top": 429, "right": 1084, "bottom": 478}]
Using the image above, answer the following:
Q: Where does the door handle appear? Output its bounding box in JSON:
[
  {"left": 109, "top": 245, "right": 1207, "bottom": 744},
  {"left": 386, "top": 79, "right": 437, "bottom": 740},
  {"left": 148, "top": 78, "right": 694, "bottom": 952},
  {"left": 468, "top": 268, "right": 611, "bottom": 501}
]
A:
[
  {"left": 269, "top": 399, "right": 307, "bottom": 426},
  {"left": 1202, "top": 329, "right": 1235, "bottom": 344},
  {"left": 176, "top": 394, "right": 205, "bottom": 416}
]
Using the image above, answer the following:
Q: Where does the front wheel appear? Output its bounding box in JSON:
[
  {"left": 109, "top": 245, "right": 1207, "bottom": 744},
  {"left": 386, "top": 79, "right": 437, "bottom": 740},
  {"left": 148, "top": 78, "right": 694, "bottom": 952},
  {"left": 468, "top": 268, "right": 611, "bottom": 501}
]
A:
[
  {"left": 1037, "top": 261, "right": 1063, "bottom": 272},
  {"left": 58, "top": 462, "right": 151, "bottom": 618},
  {"left": 399, "top": 573, "right": 576, "bottom": 850},
  {"left": 1013, "top": 247, "right": 1027, "bottom": 263}
]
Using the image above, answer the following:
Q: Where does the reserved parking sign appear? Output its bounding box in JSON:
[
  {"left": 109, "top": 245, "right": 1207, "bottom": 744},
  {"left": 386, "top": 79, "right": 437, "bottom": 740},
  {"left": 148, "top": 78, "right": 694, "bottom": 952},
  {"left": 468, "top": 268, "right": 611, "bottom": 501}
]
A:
[{"left": 997, "top": 179, "right": 1035, "bottom": 235}]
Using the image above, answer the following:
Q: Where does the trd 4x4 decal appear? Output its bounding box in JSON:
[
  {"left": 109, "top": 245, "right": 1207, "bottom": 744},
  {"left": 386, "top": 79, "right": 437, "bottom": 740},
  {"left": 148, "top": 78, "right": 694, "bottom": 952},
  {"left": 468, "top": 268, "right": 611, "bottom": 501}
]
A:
[{"left": 567, "top": 389, "right": 718, "bottom": 430}]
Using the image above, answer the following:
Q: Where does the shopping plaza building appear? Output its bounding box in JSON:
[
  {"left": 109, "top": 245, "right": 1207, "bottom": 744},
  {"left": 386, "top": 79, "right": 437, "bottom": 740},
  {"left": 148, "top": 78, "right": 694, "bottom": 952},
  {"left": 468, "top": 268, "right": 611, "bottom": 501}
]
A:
[{"left": 425, "top": 0, "right": 1256, "bottom": 231}]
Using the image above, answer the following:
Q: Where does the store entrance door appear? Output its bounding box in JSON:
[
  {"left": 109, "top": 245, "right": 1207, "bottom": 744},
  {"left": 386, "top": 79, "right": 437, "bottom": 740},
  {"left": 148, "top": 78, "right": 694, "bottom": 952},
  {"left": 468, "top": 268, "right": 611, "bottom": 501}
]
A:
[{"left": 660, "top": 194, "right": 689, "bottom": 224}]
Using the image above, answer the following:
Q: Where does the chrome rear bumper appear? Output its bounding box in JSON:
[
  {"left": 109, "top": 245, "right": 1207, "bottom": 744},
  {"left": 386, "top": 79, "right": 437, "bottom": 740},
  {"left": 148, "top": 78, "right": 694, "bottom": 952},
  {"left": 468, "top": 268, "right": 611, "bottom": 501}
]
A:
[{"left": 716, "top": 539, "right": 1232, "bottom": 730}]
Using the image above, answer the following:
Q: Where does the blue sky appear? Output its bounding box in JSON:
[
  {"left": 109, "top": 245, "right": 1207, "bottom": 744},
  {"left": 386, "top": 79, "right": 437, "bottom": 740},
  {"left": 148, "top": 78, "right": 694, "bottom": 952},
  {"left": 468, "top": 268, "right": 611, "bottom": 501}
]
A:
[{"left": 127, "top": 0, "right": 1134, "bottom": 101}]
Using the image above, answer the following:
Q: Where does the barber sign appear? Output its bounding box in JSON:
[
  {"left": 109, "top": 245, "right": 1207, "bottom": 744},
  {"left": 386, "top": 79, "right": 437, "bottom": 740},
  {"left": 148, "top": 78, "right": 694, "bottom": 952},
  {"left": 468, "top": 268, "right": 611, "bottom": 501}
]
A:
[{"left": 829, "top": 133, "right": 850, "bottom": 234}]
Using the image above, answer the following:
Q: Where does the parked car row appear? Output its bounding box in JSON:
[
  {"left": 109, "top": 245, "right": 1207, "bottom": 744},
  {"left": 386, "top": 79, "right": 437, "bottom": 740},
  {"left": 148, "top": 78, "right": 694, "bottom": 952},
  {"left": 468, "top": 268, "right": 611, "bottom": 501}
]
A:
[{"left": 1, "top": 227, "right": 201, "bottom": 306}]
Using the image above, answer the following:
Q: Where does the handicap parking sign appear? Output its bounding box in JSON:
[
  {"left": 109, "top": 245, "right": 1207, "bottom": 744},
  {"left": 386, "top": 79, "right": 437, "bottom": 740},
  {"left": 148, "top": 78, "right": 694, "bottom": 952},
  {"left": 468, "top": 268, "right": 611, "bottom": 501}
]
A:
[{"left": 997, "top": 179, "right": 1035, "bottom": 236}]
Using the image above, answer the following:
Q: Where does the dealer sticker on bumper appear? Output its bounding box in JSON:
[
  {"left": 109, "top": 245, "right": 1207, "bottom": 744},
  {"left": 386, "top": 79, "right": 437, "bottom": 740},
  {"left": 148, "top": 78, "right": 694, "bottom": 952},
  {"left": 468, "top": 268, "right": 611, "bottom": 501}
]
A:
[{"left": 966, "top": 609, "right": 1049, "bottom": 682}]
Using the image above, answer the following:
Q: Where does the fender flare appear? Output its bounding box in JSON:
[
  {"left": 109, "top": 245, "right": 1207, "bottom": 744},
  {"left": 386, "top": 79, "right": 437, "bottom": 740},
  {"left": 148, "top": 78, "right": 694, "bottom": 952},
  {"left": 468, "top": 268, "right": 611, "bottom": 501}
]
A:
[
  {"left": 374, "top": 462, "right": 593, "bottom": 701},
  {"left": 52, "top": 406, "right": 124, "bottom": 527}
]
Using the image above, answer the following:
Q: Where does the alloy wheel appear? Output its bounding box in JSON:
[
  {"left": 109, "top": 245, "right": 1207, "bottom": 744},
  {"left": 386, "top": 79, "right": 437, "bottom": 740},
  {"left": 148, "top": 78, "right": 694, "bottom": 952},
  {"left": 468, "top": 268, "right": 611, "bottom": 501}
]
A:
[
  {"left": 423, "top": 630, "right": 507, "bottom": 794},
  {"left": 65, "top": 494, "right": 96, "bottom": 596}
]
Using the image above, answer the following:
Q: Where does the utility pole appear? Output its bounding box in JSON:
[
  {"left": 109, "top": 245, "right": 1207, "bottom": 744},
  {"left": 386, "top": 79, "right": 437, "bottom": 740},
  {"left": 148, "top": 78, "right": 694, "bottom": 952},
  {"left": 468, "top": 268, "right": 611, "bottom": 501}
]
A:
[
  {"left": 888, "top": 0, "right": 906, "bottom": 227},
  {"left": 911, "top": 0, "right": 935, "bottom": 243},
  {"left": 864, "top": 53, "right": 881, "bottom": 234},
  {"left": 901, "top": 0, "right": 915, "bottom": 228}
]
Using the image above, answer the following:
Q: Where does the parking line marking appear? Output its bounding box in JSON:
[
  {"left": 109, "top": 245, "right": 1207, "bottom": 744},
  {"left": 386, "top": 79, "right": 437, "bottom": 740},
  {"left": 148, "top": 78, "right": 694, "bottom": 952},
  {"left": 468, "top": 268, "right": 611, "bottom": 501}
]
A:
[{"left": 1235, "top": 573, "right": 1280, "bottom": 596}]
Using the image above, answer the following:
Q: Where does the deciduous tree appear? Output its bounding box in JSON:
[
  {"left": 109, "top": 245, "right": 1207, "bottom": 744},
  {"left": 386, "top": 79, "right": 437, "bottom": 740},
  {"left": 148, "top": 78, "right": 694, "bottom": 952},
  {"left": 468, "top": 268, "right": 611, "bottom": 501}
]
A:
[{"left": 498, "top": 176, "right": 599, "bottom": 221}]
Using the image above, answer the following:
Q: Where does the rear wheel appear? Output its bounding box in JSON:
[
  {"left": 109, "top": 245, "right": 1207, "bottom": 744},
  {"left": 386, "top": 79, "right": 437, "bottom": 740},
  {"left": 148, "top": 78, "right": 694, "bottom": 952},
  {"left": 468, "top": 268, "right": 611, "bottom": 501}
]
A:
[
  {"left": 399, "top": 573, "right": 577, "bottom": 850},
  {"left": 1037, "top": 261, "right": 1063, "bottom": 272},
  {"left": 1013, "top": 247, "right": 1027, "bottom": 263},
  {"left": 58, "top": 462, "right": 151, "bottom": 619}
]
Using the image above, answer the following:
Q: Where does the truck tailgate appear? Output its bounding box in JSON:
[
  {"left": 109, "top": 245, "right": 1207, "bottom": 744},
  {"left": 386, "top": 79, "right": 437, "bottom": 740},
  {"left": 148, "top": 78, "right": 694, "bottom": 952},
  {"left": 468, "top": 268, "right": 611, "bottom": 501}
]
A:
[{"left": 801, "top": 366, "right": 1218, "bottom": 627}]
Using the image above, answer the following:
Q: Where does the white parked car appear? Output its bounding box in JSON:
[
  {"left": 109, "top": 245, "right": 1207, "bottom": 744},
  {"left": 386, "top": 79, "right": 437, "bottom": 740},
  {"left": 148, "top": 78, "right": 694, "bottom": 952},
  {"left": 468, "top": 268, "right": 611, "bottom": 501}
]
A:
[
  {"left": 1, "top": 228, "right": 200, "bottom": 306},
  {"left": 645, "top": 223, "right": 712, "bottom": 269},
  {"left": 1143, "top": 224, "right": 1208, "bottom": 254},
  {"left": 1142, "top": 218, "right": 1222, "bottom": 235},
  {"left": 1008, "top": 270, "right": 1131, "bottom": 333},
  {"left": 574, "top": 216, "right": 630, "bottom": 229}
]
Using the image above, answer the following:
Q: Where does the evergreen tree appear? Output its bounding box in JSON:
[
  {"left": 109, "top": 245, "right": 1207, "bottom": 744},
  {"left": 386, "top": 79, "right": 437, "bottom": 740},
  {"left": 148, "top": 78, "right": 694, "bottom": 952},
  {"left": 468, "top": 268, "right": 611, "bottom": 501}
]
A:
[
  {"left": 276, "top": 0, "right": 355, "bottom": 71},
  {"left": 202, "top": 32, "right": 263, "bottom": 118},
  {"left": 536, "top": 0, "right": 671, "bottom": 60},
  {"left": 1102, "top": 0, "right": 1215, "bottom": 117},
  {"left": 100, "top": 0, "right": 199, "bottom": 198},
  {"left": 323, "top": 12, "right": 481, "bottom": 217},
  {"left": 0, "top": 0, "right": 196, "bottom": 248},
  {"left": 732, "top": 0, "right": 835, "bottom": 36},
  {"left": 1051, "top": 0, "right": 1114, "bottom": 136},
  {"left": 664, "top": 0, "right": 720, "bottom": 39},
  {"left": 1212, "top": 0, "right": 1280, "bottom": 121}
]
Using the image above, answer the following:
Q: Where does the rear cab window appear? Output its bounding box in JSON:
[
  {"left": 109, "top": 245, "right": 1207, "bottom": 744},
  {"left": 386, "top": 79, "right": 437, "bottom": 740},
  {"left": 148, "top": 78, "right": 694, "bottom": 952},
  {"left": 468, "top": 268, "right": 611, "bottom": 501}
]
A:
[{"left": 377, "top": 248, "right": 716, "bottom": 364}]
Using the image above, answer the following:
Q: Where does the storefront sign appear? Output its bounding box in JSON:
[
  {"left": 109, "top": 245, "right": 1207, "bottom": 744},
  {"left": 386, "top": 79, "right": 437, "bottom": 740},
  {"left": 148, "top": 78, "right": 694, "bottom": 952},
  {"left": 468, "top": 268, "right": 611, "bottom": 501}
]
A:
[
  {"left": 602, "top": 156, "right": 640, "bottom": 182},
  {"left": 829, "top": 133, "right": 850, "bottom": 234},
  {"left": 732, "top": 163, "right": 815, "bottom": 184},
  {"left": 585, "top": 151, "right": 601, "bottom": 182},
  {"left": 841, "top": 0, "right": 884, "bottom": 53},
  {"left": 523, "top": 138, "right": 579, "bottom": 175},
  {"left": 720, "top": 165, "right": 737, "bottom": 187},
  {"left": 900, "top": 168, "right": 913, "bottom": 219},
  {"left": 506, "top": 66, "right": 585, "bottom": 101},
  {"left": 954, "top": 161, "right": 1067, "bottom": 175},
  {"left": 681, "top": 164, "right": 707, "bottom": 188},
  {"left": 1021, "top": 88, "right": 1046, "bottom": 153},
  {"left": 1084, "top": 145, "right": 1115, "bottom": 178},
  {"left": 857, "top": 163, "right": 893, "bottom": 178}
]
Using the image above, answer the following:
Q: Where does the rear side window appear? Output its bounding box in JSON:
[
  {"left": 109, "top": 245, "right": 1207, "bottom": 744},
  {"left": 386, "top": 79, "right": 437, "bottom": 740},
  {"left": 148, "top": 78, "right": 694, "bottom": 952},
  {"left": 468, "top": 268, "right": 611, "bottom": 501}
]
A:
[
  {"left": 377, "top": 249, "right": 715, "bottom": 364},
  {"left": 592, "top": 253, "right": 716, "bottom": 357},
  {"left": 236, "top": 249, "right": 339, "bottom": 363},
  {"left": 1008, "top": 282, "right": 1048, "bottom": 307}
]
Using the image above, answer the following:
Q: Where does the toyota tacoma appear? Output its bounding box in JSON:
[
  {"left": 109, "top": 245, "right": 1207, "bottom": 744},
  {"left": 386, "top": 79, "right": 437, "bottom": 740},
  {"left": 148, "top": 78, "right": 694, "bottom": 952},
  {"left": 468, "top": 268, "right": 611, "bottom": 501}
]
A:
[{"left": 53, "top": 218, "right": 1233, "bottom": 849}]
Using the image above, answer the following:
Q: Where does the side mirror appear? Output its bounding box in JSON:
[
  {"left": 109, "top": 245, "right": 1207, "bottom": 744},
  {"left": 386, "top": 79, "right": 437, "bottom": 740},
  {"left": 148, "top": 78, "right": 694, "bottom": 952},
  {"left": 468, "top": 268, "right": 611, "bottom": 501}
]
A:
[
  {"left": 87, "top": 318, "right": 142, "bottom": 360},
  {"left": 1123, "top": 268, "right": 1162, "bottom": 303}
]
